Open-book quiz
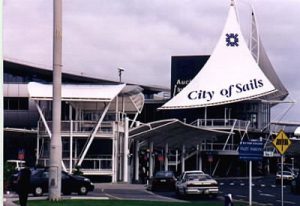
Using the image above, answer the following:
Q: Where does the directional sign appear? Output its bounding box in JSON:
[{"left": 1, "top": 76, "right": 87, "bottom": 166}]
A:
[
  {"left": 272, "top": 130, "right": 291, "bottom": 155},
  {"left": 239, "top": 141, "right": 264, "bottom": 161}
]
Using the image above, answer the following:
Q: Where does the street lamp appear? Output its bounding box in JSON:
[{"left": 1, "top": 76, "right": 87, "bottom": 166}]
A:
[{"left": 118, "top": 67, "right": 125, "bottom": 83}]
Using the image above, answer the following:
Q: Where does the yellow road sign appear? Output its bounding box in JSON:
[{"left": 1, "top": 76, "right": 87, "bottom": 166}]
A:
[{"left": 272, "top": 130, "right": 292, "bottom": 155}]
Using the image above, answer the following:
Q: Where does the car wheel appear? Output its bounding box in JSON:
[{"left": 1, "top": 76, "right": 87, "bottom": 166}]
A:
[
  {"left": 34, "top": 186, "right": 43, "bottom": 196},
  {"left": 78, "top": 186, "right": 88, "bottom": 195}
]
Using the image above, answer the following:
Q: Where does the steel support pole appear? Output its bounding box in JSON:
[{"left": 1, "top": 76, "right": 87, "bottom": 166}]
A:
[
  {"left": 135, "top": 141, "right": 140, "bottom": 182},
  {"left": 181, "top": 145, "right": 185, "bottom": 173},
  {"left": 164, "top": 143, "right": 169, "bottom": 171},
  {"left": 69, "top": 120, "right": 73, "bottom": 174},
  {"left": 281, "top": 155, "right": 284, "bottom": 206},
  {"left": 249, "top": 160, "right": 252, "bottom": 206},
  {"left": 123, "top": 117, "right": 129, "bottom": 182},
  {"left": 149, "top": 142, "right": 154, "bottom": 178},
  {"left": 49, "top": 0, "right": 62, "bottom": 200}
]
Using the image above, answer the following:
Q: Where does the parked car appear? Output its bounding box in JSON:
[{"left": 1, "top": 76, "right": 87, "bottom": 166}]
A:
[
  {"left": 275, "top": 171, "right": 296, "bottom": 184},
  {"left": 291, "top": 173, "right": 300, "bottom": 194},
  {"left": 175, "top": 171, "right": 218, "bottom": 198},
  {"left": 10, "top": 168, "right": 94, "bottom": 196},
  {"left": 148, "top": 171, "right": 176, "bottom": 191}
]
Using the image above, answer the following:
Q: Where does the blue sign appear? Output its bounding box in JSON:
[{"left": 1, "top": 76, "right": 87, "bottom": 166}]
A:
[{"left": 239, "top": 141, "right": 264, "bottom": 161}]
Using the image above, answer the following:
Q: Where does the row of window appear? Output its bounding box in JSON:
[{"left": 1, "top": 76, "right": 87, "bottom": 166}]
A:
[{"left": 4, "top": 97, "right": 29, "bottom": 110}]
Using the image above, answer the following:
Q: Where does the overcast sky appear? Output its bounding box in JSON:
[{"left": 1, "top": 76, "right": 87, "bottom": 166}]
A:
[{"left": 3, "top": 0, "right": 300, "bottom": 122}]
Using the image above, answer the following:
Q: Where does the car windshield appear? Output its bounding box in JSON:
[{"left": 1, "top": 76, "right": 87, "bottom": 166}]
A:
[
  {"left": 186, "top": 174, "right": 211, "bottom": 181},
  {"left": 155, "top": 171, "right": 174, "bottom": 178}
]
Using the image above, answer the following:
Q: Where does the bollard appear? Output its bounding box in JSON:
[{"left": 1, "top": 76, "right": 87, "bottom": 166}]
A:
[{"left": 224, "top": 193, "right": 233, "bottom": 206}]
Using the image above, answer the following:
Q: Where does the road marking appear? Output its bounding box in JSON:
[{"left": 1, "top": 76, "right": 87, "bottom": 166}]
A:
[
  {"left": 276, "top": 200, "right": 296, "bottom": 205},
  {"left": 236, "top": 195, "right": 247, "bottom": 198},
  {"left": 240, "top": 183, "right": 245, "bottom": 186},
  {"left": 70, "top": 196, "right": 109, "bottom": 200},
  {"left": 259, "top": 193, "right": 275, "bottom": 197},
  {"left": 260, "top": 184, "right": 266, "bottom": 187},
  {"left": 104, "top": 193, "right": 121, "bottom": 200},
  {"left": 220, "top": 182, "right": 224, "bottom": 185},
  {"left": 271, "top": 185, "right": 276, "bottom": 188},
  {"left": 229, "top": 182, "right": 235, "bottom": 186}
]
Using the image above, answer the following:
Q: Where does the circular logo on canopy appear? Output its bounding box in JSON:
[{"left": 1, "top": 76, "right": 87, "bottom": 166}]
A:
[{"left": 226, "top": 33, "right": 239, "bottom": 47}]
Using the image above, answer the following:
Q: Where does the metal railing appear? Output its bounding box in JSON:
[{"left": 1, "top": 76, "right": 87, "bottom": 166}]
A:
[
  {"left": 190, "top": 118, "right": 250, "bottom": 131},
  {"left": 38, "top": 120, "right": 114, "bottom": 135},
  {"left": 37, "top": 156, "right": 113, "bottom": 174}
]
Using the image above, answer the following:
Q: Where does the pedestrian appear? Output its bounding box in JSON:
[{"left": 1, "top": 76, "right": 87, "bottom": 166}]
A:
[{"left": 16, "top": 166, "right": 31, "bottom": 206}]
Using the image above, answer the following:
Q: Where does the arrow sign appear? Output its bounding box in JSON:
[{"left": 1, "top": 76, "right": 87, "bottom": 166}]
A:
[{"left": 272, "top": 130, "right": 291, "bottom": 155}]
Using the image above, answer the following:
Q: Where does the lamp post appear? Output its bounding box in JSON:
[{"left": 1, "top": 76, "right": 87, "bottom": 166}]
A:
[
  {"left": 49, "top": 0, "right": 62, "bottom": 200},
  {"left": 291, "top": 157, "right": 294, "bottom": 172},
  {"left": 118, "top": 67, "right": 125, "bottom": 83}
]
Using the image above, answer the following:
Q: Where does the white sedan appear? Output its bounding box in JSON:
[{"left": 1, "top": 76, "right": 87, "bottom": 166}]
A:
[
  {"left": 175, "top": 171, "right": 219, "bottom": 198},
  {"left": 275, "top": 171, "right": 295, "bottom": 184}
]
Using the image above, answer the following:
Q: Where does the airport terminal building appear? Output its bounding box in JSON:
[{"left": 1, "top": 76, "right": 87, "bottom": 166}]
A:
[{"left": 4, "top": 2, "right": 300, "bottom": 182}]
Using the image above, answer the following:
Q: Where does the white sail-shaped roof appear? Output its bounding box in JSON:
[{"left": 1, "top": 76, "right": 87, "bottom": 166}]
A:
[
  {"left": 159, "top": 4, "right": 277, "bottom": 110},
  {"left": 249, "top": 9, "right": 288, "bottom": 101}
]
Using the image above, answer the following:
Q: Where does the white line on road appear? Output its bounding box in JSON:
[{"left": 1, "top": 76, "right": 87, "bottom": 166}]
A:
[
  {"left": 104, "top": 193, "right": 122, "bottom": 200},
  {"left": 259, "top": 193, "right": 275, "bottom": 197},
  {"left": 276, "top": 200, "right": 296, "bottom": 205},
  {"left": 70, "top": 196, "right": 109, "bottom": 200},
  {"left": 236, "top": 195, "right": 247, "bottom": 198}
]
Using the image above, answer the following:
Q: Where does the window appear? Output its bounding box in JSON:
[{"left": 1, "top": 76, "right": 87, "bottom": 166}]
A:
[{"left": 4, "top": 97, "right": 29, "bottom": 110}]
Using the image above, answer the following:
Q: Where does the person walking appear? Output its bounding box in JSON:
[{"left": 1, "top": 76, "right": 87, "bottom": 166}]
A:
[{"left": 16, "top": 166, "right": 31, "bottom": 206}]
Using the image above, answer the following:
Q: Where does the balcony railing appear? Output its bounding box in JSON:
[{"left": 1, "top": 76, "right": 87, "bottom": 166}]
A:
[
  {"left": 38, "top": 120, "right": 114, "bottom": 135},
  {"left": 191, "top": 119, "right": 250, "bottom": 131},
  {"left": 37, "top": 156, "right": 113, "bottom": 175}
]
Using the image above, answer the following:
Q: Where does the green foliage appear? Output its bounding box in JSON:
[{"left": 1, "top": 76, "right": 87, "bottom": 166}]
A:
[
  {"left": 4, "top": 162, "right": 16, "bottom": 181},
  {"left": 3, "top": 162, "right": 17, "bottom": 190}
]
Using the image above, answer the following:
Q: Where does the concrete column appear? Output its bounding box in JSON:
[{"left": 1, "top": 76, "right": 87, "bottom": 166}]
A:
[
  {"left": 135, "top": 141, "right": 140, "bottom": 182},
  {"left": 69, "top": 120, "right": 73, "bottom": 174},
  {"left": 123, "top": 117, "right": 129, "bottom": 182},
  {"left": 198, "top": 144, "right": 203, "bottom": 171},
  {"left": 164, "top": 143, "right": 169, "bottom": 171},
  {"left": 199, "top": 155, "right": 203, "bottom": 171},
  {"left": 149, "top": 142, "right": 154, "bottom": 178},
  {"left": 175, "top": 149, "right": 178, "bottom": 173},
  {"left": 69, "top": 104, "right": 73, "bottom": 174},
  {"left": 112, "top": 136, "right": 116, "bottom": 183},
  {"left": 181, "top": 145, "right": 186, "bottom": 173}
]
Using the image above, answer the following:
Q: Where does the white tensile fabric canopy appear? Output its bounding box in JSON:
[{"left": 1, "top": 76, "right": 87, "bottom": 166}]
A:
[
  {"left": 159, "top": 4, "right": 277, "bottom": 110},
  {"left": 28, "top": 82, "right": 126, "bottom": 102},
  {"left": 28, "top": 82, "right": 145, "bottom": 113}
]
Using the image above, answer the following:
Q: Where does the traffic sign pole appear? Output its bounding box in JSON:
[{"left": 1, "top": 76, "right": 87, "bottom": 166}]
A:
[
  {"left": 249, "top": 160, "right": 252, "bottom": 206},
  {"left": 281, "top": 155, "right": 284, "bottom": 206},
  {"left": 271, "top": 130, "right": 292, "bottom": 206}
]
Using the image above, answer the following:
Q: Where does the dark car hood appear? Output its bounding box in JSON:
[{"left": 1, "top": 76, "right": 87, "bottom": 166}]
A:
[{"left": 73, "top": 175, "right": 87, "bottom": 181}]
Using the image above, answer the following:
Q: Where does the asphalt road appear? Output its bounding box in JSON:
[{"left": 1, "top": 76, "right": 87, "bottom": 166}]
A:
[
  {"left": 218, "top": 176, "right": 299, "bottom": 206},
  {"left": 4, "top": 176, "right": 300, "bottom": 206}
]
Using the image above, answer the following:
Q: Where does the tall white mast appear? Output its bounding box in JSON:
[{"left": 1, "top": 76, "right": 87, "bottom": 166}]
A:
[{"left": 49, "top": 0, "right": 63, "bottom": 201}]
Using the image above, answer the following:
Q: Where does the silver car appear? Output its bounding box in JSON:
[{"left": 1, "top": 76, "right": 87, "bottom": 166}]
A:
[{"left": 176, "top": 171, "right": 218, "bottom": 198}]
